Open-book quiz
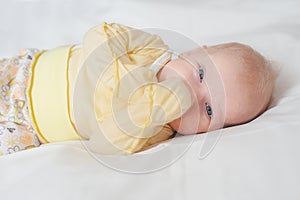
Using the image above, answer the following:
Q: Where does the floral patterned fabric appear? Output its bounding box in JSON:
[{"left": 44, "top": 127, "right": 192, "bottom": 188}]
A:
[{"left": 0, "top": 49, "right": 42, "bottom": 155}]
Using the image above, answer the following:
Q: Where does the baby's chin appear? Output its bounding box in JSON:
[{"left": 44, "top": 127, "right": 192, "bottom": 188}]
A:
[{"left": 168, "top": 119, "right": 201, "bottom": 135}]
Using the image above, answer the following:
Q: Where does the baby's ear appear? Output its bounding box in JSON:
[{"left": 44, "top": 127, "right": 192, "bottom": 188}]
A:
[{"left": 150, "top": 79, "right": 192, "bottom": 125}]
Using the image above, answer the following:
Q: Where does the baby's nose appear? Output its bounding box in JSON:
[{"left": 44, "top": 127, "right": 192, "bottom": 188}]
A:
[{"left": 195, "top": 79, "right": 210, "bottom": 102}]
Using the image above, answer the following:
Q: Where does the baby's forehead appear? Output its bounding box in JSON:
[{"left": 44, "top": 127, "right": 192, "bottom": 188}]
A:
[{"left": 208, "top": 49, "right": 243, "bottom": 73}]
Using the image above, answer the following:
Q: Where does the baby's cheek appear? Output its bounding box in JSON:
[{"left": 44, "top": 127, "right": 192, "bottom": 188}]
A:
[{"left": 170, "top": 102, "right": 203, "bottom": 135}]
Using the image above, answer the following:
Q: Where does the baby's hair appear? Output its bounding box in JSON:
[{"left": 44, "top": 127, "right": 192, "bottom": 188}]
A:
[{"left": 210, "top": 42, "right": 276, "bottom": 118}]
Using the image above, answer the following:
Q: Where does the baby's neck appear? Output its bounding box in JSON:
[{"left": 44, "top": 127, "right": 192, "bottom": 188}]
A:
[{"left": 156, "top": 60, "right": 172, "bottom": 82}]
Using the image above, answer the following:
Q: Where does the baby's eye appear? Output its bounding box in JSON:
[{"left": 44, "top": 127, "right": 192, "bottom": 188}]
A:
[
  {"left": 199, "top": 68, "right": 204, "bottom": 83},
  {"left": 205, "top": 102, "right": 213, "bottom": 118}
]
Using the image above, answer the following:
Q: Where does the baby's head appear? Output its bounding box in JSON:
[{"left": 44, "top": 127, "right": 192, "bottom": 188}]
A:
[{"left": 157, "top": 42, "right": 275, "bottom": 134}]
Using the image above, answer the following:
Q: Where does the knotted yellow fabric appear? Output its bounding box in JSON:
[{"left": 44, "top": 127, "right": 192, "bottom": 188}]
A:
[{"left": 74, "top": 22, "right": 192, "bottom": 154}]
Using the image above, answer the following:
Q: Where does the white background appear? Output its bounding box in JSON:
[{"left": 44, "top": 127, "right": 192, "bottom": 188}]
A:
[{"left": 0, "top": 0, "right": 300, "bottom": 199}]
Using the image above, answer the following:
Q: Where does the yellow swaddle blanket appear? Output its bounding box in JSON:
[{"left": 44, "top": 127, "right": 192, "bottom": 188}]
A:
[{"left": 29, "top": 22, "right": 192, "bottom": 155}]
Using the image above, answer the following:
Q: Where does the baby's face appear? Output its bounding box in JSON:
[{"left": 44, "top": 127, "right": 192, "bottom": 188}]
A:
[{"left": 157, "top": 45, "right": 264, "bottom": 134}]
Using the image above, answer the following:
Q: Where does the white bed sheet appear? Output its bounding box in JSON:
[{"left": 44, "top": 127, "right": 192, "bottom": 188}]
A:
[{"left": 0, "top": 0, "right": 300, "bottom": 199}]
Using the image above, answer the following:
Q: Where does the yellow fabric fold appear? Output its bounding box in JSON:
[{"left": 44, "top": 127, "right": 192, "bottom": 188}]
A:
[{"left": 28, "top": 45, "right": 82, "bottom": 143}]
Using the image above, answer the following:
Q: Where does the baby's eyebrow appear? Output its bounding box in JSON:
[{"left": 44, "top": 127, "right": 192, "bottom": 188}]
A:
[
  {"left": 186, "top": 60, "right": 202, "bottom": 75},
  {"left": 205, "top": 85, "right": 226, "bottom": 130}
]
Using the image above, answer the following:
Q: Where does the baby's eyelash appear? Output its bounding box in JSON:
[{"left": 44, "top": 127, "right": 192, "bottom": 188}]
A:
[
  {"left": 205, "top": 102, "right": 213, "bottom": 118},
  {"left": 199, "top": 68, "right": 204, "bottom": 83}
]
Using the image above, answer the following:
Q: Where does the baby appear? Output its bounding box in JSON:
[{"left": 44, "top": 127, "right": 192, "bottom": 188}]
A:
[
  {"left": 0, "top": 22, "right": 274, "bottom": 156},
  {"left": 162, "top": 43, "right": 275, "bottom": 134}
]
